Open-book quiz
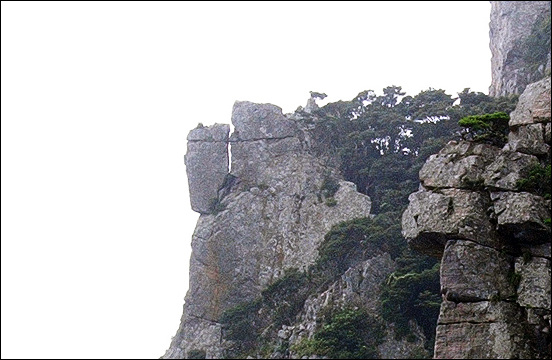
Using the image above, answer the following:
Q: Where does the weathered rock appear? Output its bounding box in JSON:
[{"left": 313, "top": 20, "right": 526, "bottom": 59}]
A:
[
  {"left": 402, "top": 188, "right": 497, "bottom": 256},
  {"left": 404, "top": 73, "right": 551, "bottom": 359},
  {"left": 515, "top": 256, "right": 551, "bottom": 309},
  {"left": 509, "top": 77, "right": 552, "bottom": 127},
  {"left": 434, "top": 322, "right": 527, "bottom": 359},
  {"left": 286, "top": 254, "right": 429, "bottom": 360},
  {"left": 492, "top": 191, "right": 551, "bottom": 242},
  {"left": 229, "top": 137, "right": 303, "bottom": 185},
  {"left": 187, "top": 123, "right": 231, "bottom": 142},
  {"left": 440, "top": 240, "right": 516, "bottom": 302},
  {"left": 489, "top": 2, "right": 551, "bottom": 97},
  {"left": 419, "top": 142, "right": 501, "bottom": 190},
  {"left": 165, "top": 102, "right": 373, "bottom": 358},
  {"left": 185, "top": 124, "right": 230, "bottom": 214},
  {"left": 230, "top": 101, "right": 299, "bottom": 141},
  {"left": 507, "top": 123, "right": 550, "bottom": 155},
  {"left": 483, "top": 150, "right": 539, "bottom": 190},
  {"left": 438, "top": 299, "right": 522, "bottom": 324}
]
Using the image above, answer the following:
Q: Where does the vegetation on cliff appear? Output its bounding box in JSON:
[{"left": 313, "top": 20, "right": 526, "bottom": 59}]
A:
[{"left": 218, "top": 86, "right": 519, "bottom": 359}]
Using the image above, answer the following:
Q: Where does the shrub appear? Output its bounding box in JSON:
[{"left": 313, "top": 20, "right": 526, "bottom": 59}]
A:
[
  {"left": 516, "top": 163, "right": 551, "bottom": 199},
  {"left": 381, "top": 261, "right": 440, "bottom": 347},
  {"left": 186, "top": 349, "right": 206, "bottom": 359},
  {"left": 325, "top": 197, "right": 338, "bottom": 207},
  {"left": 219, "top": 299, "right": 262, "bottom": 358},
  {"left": 292, "top": 306, "right": 384, "bottom": 359},
  {"left": 315, "top": 217, "right": 374, "bottom": 277},
  {"left": 261, "top": 268, "right": 311, "bottom": 327},
  {"left": 458, "top": 111, "right": 510, "bottom": 147},
  {"left": 321, "top": 175, "right": 340, "bottom": 198}
]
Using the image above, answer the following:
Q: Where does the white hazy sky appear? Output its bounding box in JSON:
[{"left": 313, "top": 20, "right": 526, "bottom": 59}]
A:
[{"left": 2, "top": 2, "right": 492, "bottom": 359}]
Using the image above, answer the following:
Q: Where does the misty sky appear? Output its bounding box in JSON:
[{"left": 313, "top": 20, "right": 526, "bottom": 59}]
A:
[{"left": 1, "top": 2, "right": 492, "bottom": 358}]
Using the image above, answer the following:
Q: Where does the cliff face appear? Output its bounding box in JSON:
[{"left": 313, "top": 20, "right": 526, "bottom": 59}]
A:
[
  {"left": 163, "top": 2, "right": 552, "bottom": 359},
  {"left": 402, "top": 76, "right": 551, "bottom": 358},
  {"left": 165, "top": 101, "right": 395, "bottom": 358},
  {"left": 489, "top": 1, "right": 551, "bottom": 97}
]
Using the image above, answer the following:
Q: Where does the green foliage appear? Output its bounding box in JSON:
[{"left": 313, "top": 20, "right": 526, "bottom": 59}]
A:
[
  {"left": 186, "top": 349, "right": 206, "bottom": 359},
  {"left": 219, "top": 299, "right": 262, "bottom": 358},
  {"left": 292, "top": 307, "right": 385, "bottom": 359},
  {"left": 516, "top": 163, "right": 551, "bottom": 199},
  {"left": 325, "top": 197, "right": 337, "bottom": 207},
  {"left": 305, "top": 86, "right": 518, "bottom": 214},
  {"left": 314, "top": 214, "right": 408, "bottom": 282},
  {"left": 321, "top": 175, "right": 340, "bottom": 198},
  {"left": 217, "top": 85, "right": 519, "bottom": 357},
  {"left": 261, "top": 268, "right": 311, "bottom": 327},
  {"left": 315, "top": 217, "right": 377, "bottom": 277},
  {"left": 381, "top": 257, "right": 440, "bottom": 348},
  {"left": 458, "top": 112, "right": 510, "bottom": 147}
]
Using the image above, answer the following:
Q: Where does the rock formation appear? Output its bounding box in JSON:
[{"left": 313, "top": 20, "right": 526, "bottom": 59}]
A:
[
  {"left": 163, "top": 2, "right": 552, "bottom": 359},
  {"left": 402, "top": 76, "right": 551, "bottom": 358},
  {"left": 163, "top": 101, "right": 379, "bottom": 358},
  {"left": 489, "top": 1, "right": 551, "bottom": 97},
  {"left": 185, "top": 124, "right": 230, "bottom": 214}
]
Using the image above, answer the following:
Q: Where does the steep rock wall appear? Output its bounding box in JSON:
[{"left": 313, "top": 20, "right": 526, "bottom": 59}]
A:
[
  {"left": 163, "top": 102, "right": 374, "bottom": 359},
  {"left": 402, "top": 76, "right": 551, "bottom": 359},
  {"left": 489, "top": 1, "right": 551, "bottom": 97}
]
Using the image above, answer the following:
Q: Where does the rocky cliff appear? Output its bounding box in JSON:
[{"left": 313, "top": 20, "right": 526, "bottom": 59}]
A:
[
  {"left": 489, "top": 1, "right": 551, "bottom": 97},
  {"left": 163, "top": 2, "right": 551, "bottom": 359},
  {"left": 402, "top": 76, "right": 551, "bottom": 358},
  {"left": 163, "top": 100, "right": 434, "bottom": 359}
]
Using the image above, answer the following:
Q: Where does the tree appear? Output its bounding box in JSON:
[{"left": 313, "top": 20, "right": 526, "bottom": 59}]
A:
[{"left": 458, "top": 111, "right": 510, "bottom": 147}]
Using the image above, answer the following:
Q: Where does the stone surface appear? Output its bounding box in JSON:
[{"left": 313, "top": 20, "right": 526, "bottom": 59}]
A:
[
  {"left": 231, "top": 101, "right": 299, "bottom": 141},
  {"left": 404, "top": 72, "right": 551, "bottom": 358},
  {"left": 187, "top": 123, "right": 231, "bottom": 142},
  {"left": 515, "top": 256, "right": 551, "bottom": 309},
  {"left": 419, "top": 142, "right": 500, "bottom": 190},
  {"left": 184, "top": 124, "right": 230, "bottom": 214},
  {"left": 507, "top": 123, "right": 550, "bottom": 155},
  {"left": 440, "top": 240, "right": 516, "bottom": 302},
  {"left": 438, "top": 300, "right": 522, "bottom": 325},
  {"left": 489, "top": 1, "right": 551, "bottom": 97},
  {"left": 434, "top": 322, "right": 527, "bottom": 359},
  {"left": 483, "top": 150, "right": 539, "bottom": 190},
  {"left": 492, "top": 191, "right": 551, "bottom": 242},
  {"left": 402, "top": 188, "right": 497, "bottom": 256},
  {"left": 164, "top": 102, "right": 373, "bottom": 358},
  {"left": 509, "top": 77, "right": 552, "bottom": 127},
  {"left": 506, "top": 76, "right": 551, "bottom": 156}
]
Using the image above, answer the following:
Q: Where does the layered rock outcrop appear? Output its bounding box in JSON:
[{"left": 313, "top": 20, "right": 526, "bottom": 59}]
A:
[
  {"left": 402, "top": 76, "right": 551, "bottom": 358},
  {"left": 489, "top": 1, "right": 551, "bottom": 97}
]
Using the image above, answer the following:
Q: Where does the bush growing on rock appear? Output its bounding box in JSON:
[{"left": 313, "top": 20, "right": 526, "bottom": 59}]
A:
[{"left": 458, "top": 111, "right": 510, "bottom": 147}]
